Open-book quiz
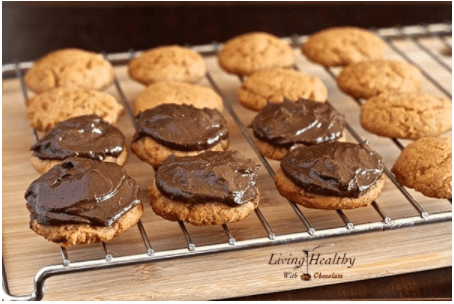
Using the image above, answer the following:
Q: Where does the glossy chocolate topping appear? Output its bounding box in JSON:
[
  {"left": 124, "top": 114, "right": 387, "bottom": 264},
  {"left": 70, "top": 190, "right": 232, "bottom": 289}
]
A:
[
  {"left": 251, "top": 99, "right": 346, "bottom": 147},
  {"left": 25, "top": 157, "right": 141, "bottom": 227},
  {"left": 155, "top": 150, "right": 260, "bottom": 206},
  {"left": 281, "top": 142, "right": 384, "bottom": 198},
  {"left": 133, "top": 104, "right": 229, "bottom": 151},
  {"left": 31, "top": 115, "right": 125, "bottom": 160}
]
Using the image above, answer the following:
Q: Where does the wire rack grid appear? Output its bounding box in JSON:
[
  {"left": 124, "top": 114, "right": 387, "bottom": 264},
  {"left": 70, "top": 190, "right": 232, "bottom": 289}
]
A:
[{"left": 2, "top": 23, "right": 452, "bottom": 301}]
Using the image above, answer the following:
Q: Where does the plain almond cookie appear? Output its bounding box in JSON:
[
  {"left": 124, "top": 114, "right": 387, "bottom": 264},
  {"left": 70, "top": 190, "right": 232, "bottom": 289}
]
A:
[
  {"left": 302, "top": 27, "right": 386, "bottom": 67},
  {"left": 336, "top": 60, "right": 423, "bottom": 99},
  {"left": 237, "top": 68, "right": 328, "bottom": 111},
  {"left": 218, "top": 32, "right": 295, "bottom": 76},
  {"left": 360, "top": 92, "right": 452, "bottom": 140},
  {"left": 128, "top": 45, "right": 207, "bottom": 85},
  {"left": 133, "top": 81, "right": 224, "bottom": 114},
  {"left": 24, "top": 48, "right": 114, "bottom": 94},
  {"left": 391, "top": 137, "right": 452, "bottom": 199},
  {"left": 26, "top": 88, "right": 124, "bottom": 133}
]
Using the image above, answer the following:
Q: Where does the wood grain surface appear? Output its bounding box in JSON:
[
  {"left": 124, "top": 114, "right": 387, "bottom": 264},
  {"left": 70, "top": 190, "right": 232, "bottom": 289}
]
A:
[{"left": 2, "top": 26, "right": 452, "bottom": 300}]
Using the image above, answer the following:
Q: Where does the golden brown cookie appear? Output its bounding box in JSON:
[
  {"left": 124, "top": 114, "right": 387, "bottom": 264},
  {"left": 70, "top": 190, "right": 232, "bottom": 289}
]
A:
[
  {"left": 149, "top": 181, "right": 259, "bottom": 226},
  {"left": 149, "top": 151, "right": 260, "bottom": 226},
  {"left": 337, "top": 60, "right": 423, "bottom": 99},
  {"left": 128, "top": 45, "right": 207, "bottom": 85},
  {"left": 25, "top": 157, "right": 143, "bottom": 247},
  {"left": 218, "top": 32, "right": 295, "bottom": 76},
  {"left": 361, "top": 92, "right": 452, "bottom": 140},
  {"left": 133, "top": 81, "right": 224, "bottom": 114},
  {"left": 237, "top": 68, "right": 328, "bottom": 111},
  {"left": 391, "top": 137, "right": 452, "bottom": 199},
  {"left": 274, "top": 168, "right": 386, "bottom": 210},
  {"left": 25, "top": 88, "right": 124, "bottom": 133},
  {"left": 274, "top": 142, "right": 386, "bottom": 210},
  {"left": 302, "top": 27, "right": 385, "bottom": 66},
  {"left": 131, "top": 136, "right": 229, "bottom": 168},
  {"left": 30, "top": 204, "right": 143, "bottom": 247},
  {"left": 24, "top": 48, "right": 114, "bottom": 94},
  {"left": 30, "top": 147, "right": 129, "bottom": 174}
]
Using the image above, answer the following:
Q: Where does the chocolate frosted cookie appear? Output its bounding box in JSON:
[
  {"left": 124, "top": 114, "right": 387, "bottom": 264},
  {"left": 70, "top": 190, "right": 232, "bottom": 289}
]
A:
[
  {"left": 218, "top": 32, "right": 295, "bottom": 76},
  {"left": 149, "top": 150, "right": 260, "bottom": 226},
  {"left": 30, "top": 115, "right": 128, "bottom": 174},
  {"left": 24, "top": 48, "right": 114, "bottom": 94},
  {"left": 131, "top": 103, "right": 229, "bottom": 168},
  {"left": 26, "top": 87, "right": 124, "bottom": 133},
  {"left": 275, "top": 142, "right": 386, "bottom": 210},
  {"left": 128, "top": 45, "right": 207, "bottom": 85},
  {"left": 237, "top": 68, "right": 328, "bottom": 111},
  {"left": 391, "top": 137, "right": 452, "bottom": 199},
  {"left": 133, "top": 81, "right": 224, "bottom": 114},
  {"left": 337, "top": 60, "right": 423, "bottom": 99},
  {"left": 251, "top": 99, "right": 346, "bottom": 160},
  {"left": 302, "top": 27, "right": 385, "bottom": 67},
  {"left": 25, "top": 157, "right": 143, "bottom": 247},
  {"left": 360, "top": 92, "right": 452, "bottom": 140}
]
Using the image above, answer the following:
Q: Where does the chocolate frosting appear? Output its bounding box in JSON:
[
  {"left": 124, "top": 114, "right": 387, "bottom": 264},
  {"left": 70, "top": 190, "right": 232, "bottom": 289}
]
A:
[
  {"left": 251, "top": 99, "right": 346, "bottom": 147},
  {"left": 30, "top": 115, "right": 125, "bottom": 161},
  {"left": 25, "top": 157, "right": 141, "bottom": 227},
  {"left": 133, "top": 104, "right": 229, "bottom": 151},
  {"left": 281, "top": 142, "right": 384, "bottom": 198},
  {"left": 155, "top": 150, "right": 260, "bottom": 206}
]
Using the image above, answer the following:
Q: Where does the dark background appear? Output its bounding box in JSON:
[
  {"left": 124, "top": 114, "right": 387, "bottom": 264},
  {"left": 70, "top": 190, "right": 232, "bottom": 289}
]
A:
[
  {"left": 2, "top": 1, "right": 452, "bottom": 64},
  {"left": 2, "top": 1, "right": 452, "bottom": 300}
]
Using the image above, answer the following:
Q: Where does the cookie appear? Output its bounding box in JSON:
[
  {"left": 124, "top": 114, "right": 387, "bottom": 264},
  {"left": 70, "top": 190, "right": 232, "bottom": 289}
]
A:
[
  {"left": 337, "top": 60, "right": 423, "bottom": 99},
  {"left": 391, "top": 137, "right": 452, "bottom": 199},
  {"left": 149, "top": 150, "right": 260, "bottom": 226},
  {"left": 237, "top": 68, "right": 328, "bottom": 111},
  {"left": 275, "top": 142, "right": 386, "bottom": 210},
  {"left": 131, "top": 104, "right": 229, "bottom": 168},
  {"left": 24, "top": 48, "right": 114, "bottom": 94},
  {"left": 133, "top": 81, "right": 224, "bottom": 114},
  {"left": 25, "top": 88, "right": 124, "bottom": 133},
  {"left": 251, "top": 98, "right": 346, "bottom": 160},
  {"left": 361, "top": 92, "right": 452, "bottom": 140},
  {"left": 30, "top": 115, "right": 128, "bottom": 174},
  {"left": 128, "top": 45, "right": 207, "bottom": 85},
  {"left": 302, "top": 27, "right": 385, "bottom": 66},
  {"left": 218, "top": 32, "right": 295, "bottom": 76},
  {"left": 25, "top": 157, "right": 143, "bottom": 247}
]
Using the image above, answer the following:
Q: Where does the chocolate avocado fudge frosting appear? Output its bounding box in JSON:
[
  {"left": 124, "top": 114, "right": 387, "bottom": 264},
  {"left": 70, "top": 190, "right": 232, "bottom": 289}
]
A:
[
  {"left": 251, "top": 99, "right": 346, "bottom": 160},
  {"left": 25, "top": 157, "right": 143, "bottom": 246},
  {"left": 149, "top": 150, "right": 260, "bottom": 225},
  {"left": 30, "top": 115, "right": 128, "bottom": 173},
  {"left": 275, "top": 142, "right": 386, "bottom": 209},
  {"left": 131, "top": 103, "right": 229, "bottom": 167}
]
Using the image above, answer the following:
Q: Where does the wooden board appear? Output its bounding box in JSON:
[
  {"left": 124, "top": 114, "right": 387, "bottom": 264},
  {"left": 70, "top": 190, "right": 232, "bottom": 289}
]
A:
[{"left": 2, "top": 27, "right": 452, "bottom": 300}]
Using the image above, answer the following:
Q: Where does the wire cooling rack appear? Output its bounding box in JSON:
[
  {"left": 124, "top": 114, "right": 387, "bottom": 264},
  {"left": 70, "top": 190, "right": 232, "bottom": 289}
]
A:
[{"left": 2, "top": 23, "right": 452, "bottom": 301}]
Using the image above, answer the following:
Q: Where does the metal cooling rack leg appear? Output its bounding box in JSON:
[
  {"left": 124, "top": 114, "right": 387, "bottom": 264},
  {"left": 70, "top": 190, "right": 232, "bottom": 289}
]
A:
[
  {"left": 221, "top": 224, "right": 236, "bottom": 245},
  {"left": 178, "top": 221, "right": 196, "bottom": 251},
  {"left": 137, "top": 220, "right": 154, "bottom": 255},
  {"left": 59, "top": 247, "right": 70, "bottom": 267}
]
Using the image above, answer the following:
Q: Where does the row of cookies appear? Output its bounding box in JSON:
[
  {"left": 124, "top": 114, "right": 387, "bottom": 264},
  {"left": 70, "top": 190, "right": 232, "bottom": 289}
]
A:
[
  {"left": 22, "top": 48, "right": 261, "bottom": 247},
  {"left": 215, "top": 29, "right": 451, "bottom": 200}
]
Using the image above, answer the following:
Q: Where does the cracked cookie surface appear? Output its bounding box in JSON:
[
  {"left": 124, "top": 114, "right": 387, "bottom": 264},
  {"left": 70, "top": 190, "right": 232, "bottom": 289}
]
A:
[
  {"left": 128, "top": 45, "right": 207, "bottom": 85},
  {"left": 391, "top": 137, "right": 452, "bottom": 199},
  {"left": 302, "top": 27, "right": 385, "bottom": 66},
  {"left": 237, "top": 68, "right": 327, "bottom": 111},
  {"left": 26, "top": 88, "right": 124, "bottom": 132},
  {"left": 218, "top": 32, "right": 295, "bottom": 76},
  {"left": 133, "top": 81, "right": 224, "bottom": 114},
  {"left": 24, "top": 48, "right": 114, "bottom": 94},
  {"left": 337, "top": 60, "right": 423, "bottom": 99},
  {"left": 361, "top": 92, "right": 452, "bottom": 139}
]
